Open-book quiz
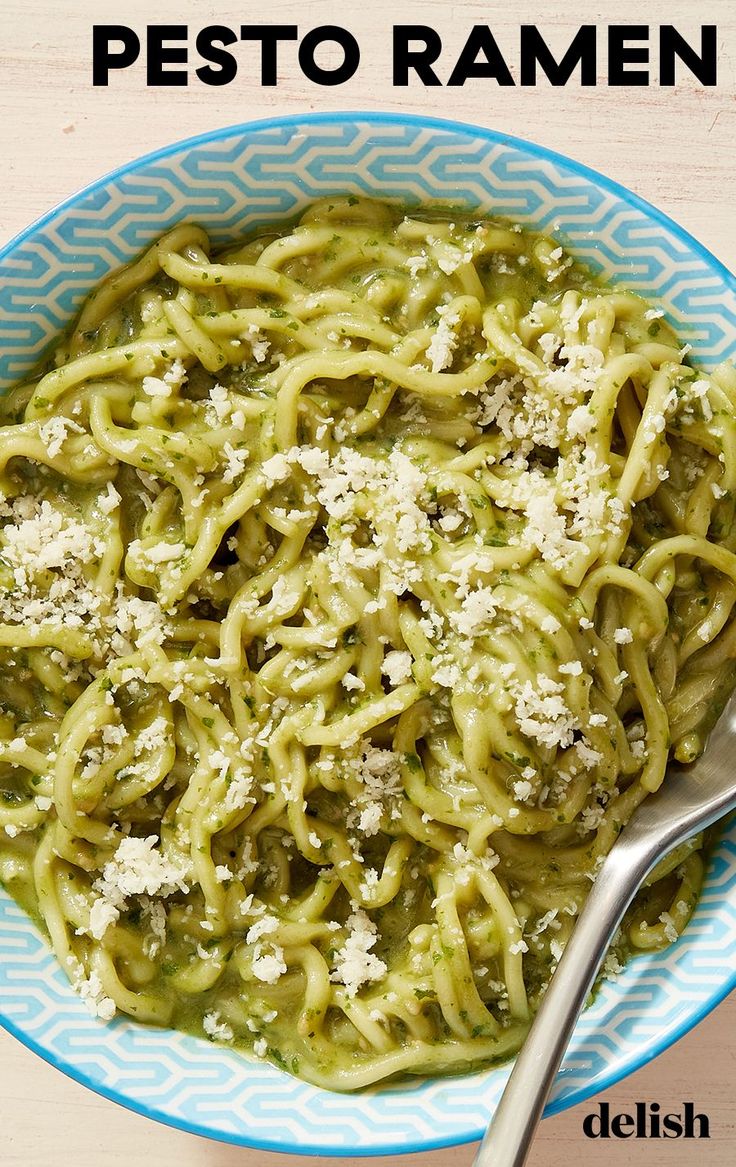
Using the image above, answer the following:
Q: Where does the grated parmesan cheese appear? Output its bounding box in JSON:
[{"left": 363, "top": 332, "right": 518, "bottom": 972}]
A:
[{"left": 329, "top": 909, "right": 387, "bottom": 997}]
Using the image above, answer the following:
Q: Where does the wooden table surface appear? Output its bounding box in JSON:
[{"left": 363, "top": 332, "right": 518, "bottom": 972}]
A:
[{"left": 0, "top": 1, "right": 733, "bottom": 1163}]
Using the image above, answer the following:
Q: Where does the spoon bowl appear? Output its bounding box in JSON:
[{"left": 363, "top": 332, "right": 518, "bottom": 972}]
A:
[{"left": 475, "top": 691, "right": 736, "bottom": 1167}]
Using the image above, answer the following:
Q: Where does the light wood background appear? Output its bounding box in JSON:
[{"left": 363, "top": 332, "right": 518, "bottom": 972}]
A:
[{"left": 0, "top": 1, "right": 734, "bottom": 1164}]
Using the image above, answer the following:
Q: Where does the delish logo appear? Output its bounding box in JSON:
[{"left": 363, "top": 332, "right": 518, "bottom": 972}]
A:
[{"left": 583, "top": 1102, "right": 710, "bottom": 1140}]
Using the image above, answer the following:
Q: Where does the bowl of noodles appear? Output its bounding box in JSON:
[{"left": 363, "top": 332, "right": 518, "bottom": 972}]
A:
[{"left": 0, "top": 113, "right": 735, "bottom": 1156}]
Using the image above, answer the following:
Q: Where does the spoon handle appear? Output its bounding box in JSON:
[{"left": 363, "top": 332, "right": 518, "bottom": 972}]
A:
[{"left": 473, "top": 837, "right": 655, "bottom": 1167}]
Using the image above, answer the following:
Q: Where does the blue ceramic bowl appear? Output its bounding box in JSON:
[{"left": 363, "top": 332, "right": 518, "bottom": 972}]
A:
[{"left": 0, "top": 113, "right": 735, "bottom": 1157}]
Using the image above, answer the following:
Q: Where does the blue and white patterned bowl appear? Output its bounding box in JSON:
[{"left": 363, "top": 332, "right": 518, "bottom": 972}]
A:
[{"left": 0, "top": 113, "right": 735, "bottom": 1156}]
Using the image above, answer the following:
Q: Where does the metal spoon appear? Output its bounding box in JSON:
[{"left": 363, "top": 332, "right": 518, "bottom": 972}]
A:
[{"left": 474, "top": 691, "right": 736, "bottom": 1167}]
